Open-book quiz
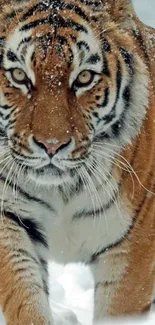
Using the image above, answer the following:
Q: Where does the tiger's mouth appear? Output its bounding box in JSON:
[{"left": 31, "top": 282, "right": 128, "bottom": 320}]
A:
[
  {"left": 25, "top": 162, "right": 76, "bottom": 185},
  {"left": 20, "top": 150, "right": 87, "bottom": 185},
  {"left": 30, "top": 163, "right": 68, "bottom": 177}
]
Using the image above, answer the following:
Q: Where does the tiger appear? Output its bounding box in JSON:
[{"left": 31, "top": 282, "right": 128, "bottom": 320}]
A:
[{"left": 0, "top": 0, "right": 155, "bottom": 324}]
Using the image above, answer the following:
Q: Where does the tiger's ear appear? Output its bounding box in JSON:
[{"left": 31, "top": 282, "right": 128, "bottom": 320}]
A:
[
  {"left": 85, "top": 0, "right": 135, "bottom": 29},
  {"left": 104, "top": 0, "right": 135, "bottom": 28}
]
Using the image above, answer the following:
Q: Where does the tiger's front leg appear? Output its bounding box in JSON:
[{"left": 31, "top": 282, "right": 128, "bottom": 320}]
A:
[
  {"left": 0, "top": 216, "right": 53, "bottom": 325},
  {"left": 90, "top": 244, "right": 155, "bottom": 323}
]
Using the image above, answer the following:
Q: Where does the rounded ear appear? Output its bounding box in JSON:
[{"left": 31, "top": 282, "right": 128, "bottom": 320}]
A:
[
  {"left": 106, "top": 1, "right": 134, "bottom": 18},
  {"left": 104, "top": 0, "right": 135, "bottom": 29},
  {"left": 82, "top": 0, "right": 135, "bottom": 29}
]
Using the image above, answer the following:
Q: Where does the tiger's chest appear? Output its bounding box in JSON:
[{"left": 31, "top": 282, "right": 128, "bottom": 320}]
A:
[
  {"left": 44, "top": 186, "right": 133, "bottom": 264},
  {"left": 1, "top": 179, "right": 133, "bottom": 265}
]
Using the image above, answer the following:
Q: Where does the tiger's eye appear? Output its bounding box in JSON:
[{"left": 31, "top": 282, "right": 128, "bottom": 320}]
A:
[
  {"left": 11, "top": 68, "right": 27, "bottom": 84},
  {"left": 77, "top": 70, "right": 93, "bottom": 85}
]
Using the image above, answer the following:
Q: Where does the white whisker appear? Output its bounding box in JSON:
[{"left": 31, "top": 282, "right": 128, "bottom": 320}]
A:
[{"left": 95, "top": 143, "right": 155, "bottom": 196}]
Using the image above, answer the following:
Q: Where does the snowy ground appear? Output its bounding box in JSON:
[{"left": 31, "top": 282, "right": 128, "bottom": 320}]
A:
[{"left": 0, "top": 0, "right": 155, "bottom": 324}]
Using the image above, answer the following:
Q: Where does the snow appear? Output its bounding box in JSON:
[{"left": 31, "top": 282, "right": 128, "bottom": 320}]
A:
[
  {"left": 134, "top": 0, "right": 155, "bottom": 28},
  {"left": 48, "top": 263, "right": 155, "bottom": 325},
  {"left": 0, "top": 0, "right": 155, "bottom": 324}
]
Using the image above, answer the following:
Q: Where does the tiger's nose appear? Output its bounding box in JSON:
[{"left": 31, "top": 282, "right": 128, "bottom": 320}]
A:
[{"left": 33, "top": 136, "right": 72, "bottom": 155}]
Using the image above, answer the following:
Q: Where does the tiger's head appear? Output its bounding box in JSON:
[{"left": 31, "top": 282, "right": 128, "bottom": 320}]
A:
[{"left": 0, "top": 0, "right": 149, "bottom": 186}]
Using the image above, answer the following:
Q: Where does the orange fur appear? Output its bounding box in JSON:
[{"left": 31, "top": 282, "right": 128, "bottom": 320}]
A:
[
  {"left": 0, "top": 218, "right": 52, "bottom": 325},
  {"left": 0, "top": 0, "right": 155, "bottom": 323},
  {"left": 93, "top": 1, "right": 155, "bottom": 319}
]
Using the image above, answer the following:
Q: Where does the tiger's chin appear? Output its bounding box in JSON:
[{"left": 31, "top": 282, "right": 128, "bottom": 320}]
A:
[{"left": 26, "top": 165, "right": 73, "bottom": 186}]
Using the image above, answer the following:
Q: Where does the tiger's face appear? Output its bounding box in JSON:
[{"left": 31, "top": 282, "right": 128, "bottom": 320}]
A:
[{"left": 0, "top": 0, "right": 148, "bottom": 186}]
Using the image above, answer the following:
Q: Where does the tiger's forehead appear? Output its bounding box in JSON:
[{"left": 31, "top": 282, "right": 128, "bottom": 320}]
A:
[{"left": 3, "top": 4, "right": 103, "bottom": 85}]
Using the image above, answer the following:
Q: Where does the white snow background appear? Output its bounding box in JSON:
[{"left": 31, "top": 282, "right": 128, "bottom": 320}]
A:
[{"left": 0, "top": 0, "right": 155, "bottom": 324}]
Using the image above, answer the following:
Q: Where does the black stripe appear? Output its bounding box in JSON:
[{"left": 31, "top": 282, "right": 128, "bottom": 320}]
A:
[
  {"left": 102, "top": 87, "right": 110, "bottom": 107},
  {"left": 40, "top": 258, "right": 48, "bottom": 271},
  {"left": 11, "top": 149, "right": 33, "bottom": 159},
  {"left": 7, "top": 50, "right": 19, "bottom": 63},
  {"left": 115, "top": 60, "right": 122, "bottom": 100},
  {"left": 64, "top": 4, "right": 89, "bottom": 22},
  {"left": 111, "top": 85, "right": 131, "bottom": 138},
  {"left": 111, "top": 119, "right": 123, "bottom": 137},
  {"left": 20, "top": 14, "right": 88, "bottom": 33},
  {"left": 43, "top": 279, "right": 49, "bottom": 295},
  {"left": 17, "top": 36, "right": 32, "bottom": 51},
  {"left": 73, "top": 190, "right": 118, "bottom": 219},
  {"left": 6, "top": 118, "right": 16, "bottom": 128},
  {"left": 40, "top": 258, "right": 49, "bottom": 294},
  {"left": 0, "top": 111, "right": 11, "bottom": 120},
  {"left": 132, "top": 28, "right": 150, "bottom": 64},
  {"left": 17, "top": 248, "right": 39, "bottom": 264},
  {"left": 94, "top": 131, "right": 110, "bottom": 141},
  {"left": 97, "top": 87, "right": 109, "bottom": 109},
  {"left": 20, "top": 2, "right": 50, "bottom": 21},
  {"left": 56, "top": 35, "right": 67, "bottom": 47},
  {"left": 20, "top": 187, "right": 55, "bottom": 212},
  {"left": 10, "top": 250, "right": 39, "bottom": 266},
  {"left": 0, "top": 54, "right": 3, "bottom": 65},
  {"left": 90, "top": 175, "right": 153, "bottom": 264},
  {"left": 79, "top": 0, "right": 103, "bottom": 8},
  {"left": 0, "top": 128, "right": 6, "bottom": 137},
  {"left": 92, "top": 112, "right": 99, "bottom": 119},
  {"left": 53, "top": 15, "right": 88, "bottom": 33},
  {"left": 49, "top": 0, "right": 65, "bottom": 10},
  {"left": 95, "top": 280, "right": 118, "bottom": 290},
  {"left": 102, "top": 55, "right": 110, "bottom": 77},
  {"left": 5, "top": 211, "right": 48, "bottom": 247},
  {"left": 111, "top": 86, "right": 131, "bottom": 137},
  {"left": 0, "top": 37, "right": 5, "bottom": 46},
  {"left": 20, "top": 17, "right": 49, "bottom": 31},
  {"left": 102, "top": 38, "right": 111, "bottom": 52},
  {"left": 77, "top": 41, "right": 90, "bottom": 51},
  {"left": 123, "top": 86, "right": 131, "bottom": 104},
  {"left": 89, "top": 219, "right": 135, "bottom": 264},
  {"left": 0, "top": 174, "right": 53, "bottom": 212},
  {"left": 102, "top": 60, "right": 122, "bottom": 124},
  {"left": 0, "top": 104, "right": 12, "bottom": 110},
  {"left": 120, "top": 47, "right": 133, "bottom": 72},
  {"left": 101, "top": 108, "right": 115, "bottom": 124},
  {"left": 86, "top": 53, "right": 101, "bottom": 65}
]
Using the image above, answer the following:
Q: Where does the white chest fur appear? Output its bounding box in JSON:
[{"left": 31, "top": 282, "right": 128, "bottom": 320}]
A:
[
  {"left": 45, "top": 184, "right": 133, "bottom": 264},
  {"left": 0, "top": 172, "right": 133, "bottom": 265}
]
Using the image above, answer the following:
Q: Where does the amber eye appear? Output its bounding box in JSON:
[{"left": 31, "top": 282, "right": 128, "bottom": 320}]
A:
[
  {"left": 10, "top": 68, "right": 28, "bottom": 84},
  {"left": 75, "top": 70, "right": 95, "bottom": 88}
]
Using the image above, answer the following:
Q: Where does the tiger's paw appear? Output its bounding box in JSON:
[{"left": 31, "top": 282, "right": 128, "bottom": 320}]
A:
[
  {"left": 6, "top": 304, "right": 54, "bottom": 325},
  {"left": 53, "top": 307, "right": 81, "bottom": 325}
]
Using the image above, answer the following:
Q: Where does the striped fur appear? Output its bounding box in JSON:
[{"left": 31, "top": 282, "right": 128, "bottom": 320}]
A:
[{"left": 0, "top": 0, "right": 155, "bottom": 324}]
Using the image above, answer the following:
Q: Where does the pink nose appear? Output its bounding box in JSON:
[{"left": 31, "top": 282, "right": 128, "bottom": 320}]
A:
[{"left": 33, "top": 137, "right": 71, "bottom": 155}]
